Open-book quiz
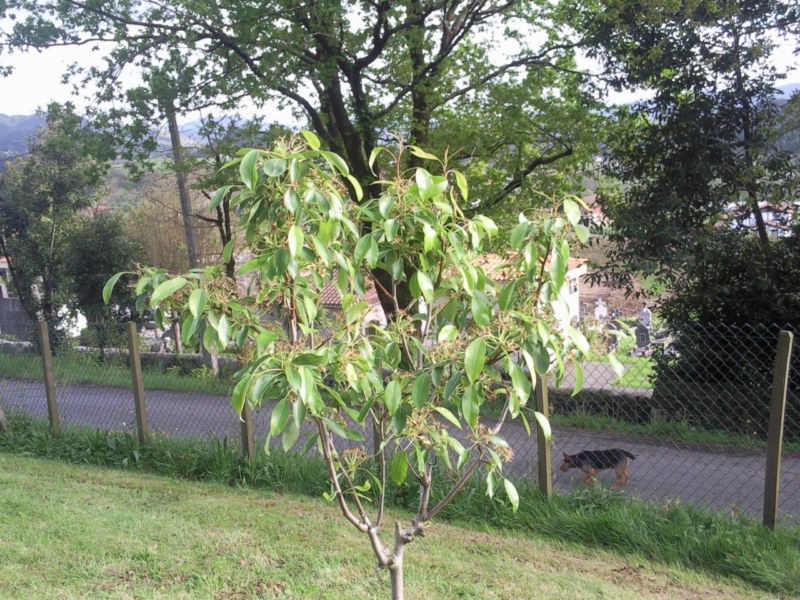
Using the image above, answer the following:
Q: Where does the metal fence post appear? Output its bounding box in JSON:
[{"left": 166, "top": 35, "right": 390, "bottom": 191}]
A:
[
  {"left": 240, "top": 401, "right": 255, "bottom": 460},
  {"left": 38, "top": 321, "right": 60, "bottom": 435},
  {"left": 763, "top": 331, "right": 794, "bottom": 529},
  {"left": 126, "top": 321, "right": 149, "bottom": 444},
  {"left": 535, "top": 373, "right": 553, "bottom": 498}
]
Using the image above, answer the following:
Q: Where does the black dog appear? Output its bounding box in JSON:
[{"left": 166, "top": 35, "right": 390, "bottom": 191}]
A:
[{"left": 559, "top": 448, "right": 636, "bottom": 489}]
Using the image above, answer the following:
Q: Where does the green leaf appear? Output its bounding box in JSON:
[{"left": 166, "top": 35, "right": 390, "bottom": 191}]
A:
[
  {"left": 575, "top": 223, "right": 590, "bottom": 244},
  {"left": 384, "top": 380, "right": 401, "bottom": 415},
  {"left": 437, "top": 324, "right": 458, "bottom": 343},
  {"left": 416, "top": 271, "right": 434, "bottom": 303},
  {"left": 454, "top": 170, "right": 468, "bottom": 201},
  {"left": 271, "top": 398, "right": 290, "bottom": 435},
  {"left": 188, "top": 288, "right": 207, "bottom": 318},
  {"left": 423, "top": 223, "right": 437, "bottom": 253},
  {"left": 209, "top": 185, "right": 232, "bottom": 211},
  {"left": 434, "top": 406, "right": 461, "bottom": 429},
  {"left": 102, "top": 271, "right": 128, "bottom": 305},
  {"left": 390, "top": 452, "right": 408, "bottom": 485},
  {"left": 415, "top": 168, "right": 435, "bottom": 201},
  {"left": 300, "top": 129, "right": 321, "bottom": 150},
  {"left": 470, "top": 291, "right": 491, "bottom": 326},
  {"left": 498, "top": 282, "right": 517, "bottom": 311},
  {"left": 608, "top": 353, "right": 626, "bottom": 379},
  {"left": 288, "top": 225, "right": 304, "bottom": 258},
  {"left": 464, "top": 338, "right": 486, "bottom": 384},
  {"left": 231, "top": 374, "right": 251, "bottom": 415},
  {"left": 504, "top": 479, "right": 519, "bottom": 512},
  {"left": 150, "top": 277, "right": 189, "bottom": 306},
  {"left": 571, "top": 359, "right": 584, "bottom": 396},
  {"left": 355, "top": 234, "right": 371, "bottom": 264},
  {"left": 217, "top": 313, "right": 230, "bottom": 347},
  {"left": 346, "top": 174, "right": 363, "bottom": 201},
  {"left": 378, "top": 195, "right": 395, "bottom": 218},
  {"left": 563, "top": 198, "right": 581, "bottom": 226},
  {"left": 408, "top": 146, "right": 440, "bottom": 162},
  {"left": 411, "top": 372, "right": 432, "bottom": 410},
  {"left": 239, "top": 149, "right": 260, "bottom": 191},
  {"left": 264, "top": 158, "right": 287, "bottom": 177},
  {"left": 533, "top": 410, "right": 551, "bottom": 441},
  {"left": 282, "top": 419, "right": 301, "bottom": 451},
  {"left": 320, "top": 150, "right": 349, "bottom": 175},
  {"left": 508, "top": 361, "right": 531, "bottom": 405},
  {"left": 462, "top": 385, "right": 479, "bottom": 428}
]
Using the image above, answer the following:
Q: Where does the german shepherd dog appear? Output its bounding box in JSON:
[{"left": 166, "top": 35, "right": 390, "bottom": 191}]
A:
[{"left": 559, "top": 449, "right": 636, "bottom": 489}]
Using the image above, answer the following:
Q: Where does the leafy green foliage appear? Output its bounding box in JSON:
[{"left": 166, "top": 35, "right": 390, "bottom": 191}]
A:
[
  {"left": 105, "top": 135, "right": 592, "bottom": 595},
  {"left": 0, "top": 103, "right": 114, "bottom": 346}
]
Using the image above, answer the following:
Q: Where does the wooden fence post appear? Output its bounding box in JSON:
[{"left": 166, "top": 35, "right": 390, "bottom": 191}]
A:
[
  {"left": 126, "top": 321, "right": 149, "bottom": 444},
  {"left": 240, "top": 401, "right": 255, "bottom": 460},
  {"left": 38, "top": 321, "right": 60, "bottom": 435},
  {"left": 535, "top": 374, "right": 553, "bottom": 498},
  {"left": 763, "top": 331, "right": 794, "bottom": 529}
]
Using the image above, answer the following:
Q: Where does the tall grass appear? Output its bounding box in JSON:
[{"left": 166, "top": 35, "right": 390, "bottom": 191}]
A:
[{"left": 1, "top": 411, "right": 798, "bottom": 595}]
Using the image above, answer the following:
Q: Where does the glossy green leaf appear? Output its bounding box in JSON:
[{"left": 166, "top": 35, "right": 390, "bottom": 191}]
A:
[
  {"left": 231, "top": 374, "right": 251, "bottom": 415},
  {"left": 416, "top": 271, "right": 434, "bottom": 303},
  {"left": 434, "top": 406, "right": 461, "bottom": 429},
  {"left": 300, "top": 129, "right": 321, "bottom": 150},
  {"left": 563, "top": 198, "right": 581, "bottom": 226},
  {"left": 411, "top": 372, "right": 432, "bottom": 409},
  {"left": 384, "top": 380, "right": 401, "bottom": 415},
  {"left": 264, "top": 158, "right": 287, "bottom": 177},
  {"left": 504, "top": 478, "right": 519, "bottom": 512},
  {"left": 271, "top": 398, "right": 290, "bottom": 435},
  {"left": 437, "top": 324, "right": 458, "bottom": 343},
  {"left": 150, "top": 277, "right": 189, "bottom": 306},
  {"left": 288, "top": 225, "right": 304, "bottom": 258},
  {"left": 464, "top": 338, "right": 486, "bottom": 384},
  {"left": 390, "top": 452, "right": 408, "bottom": 485},
  {"left": 533, "top": 410, "right": 551, "bottom": 441},
  {"left": 102, "top": 271, "right": 128, "bottom": 305},
  {"left": 188, "top": 288, "right": 207, "bottom": 318},
  {"left": 209, "top": 185, "right": 232, "bottom": 211},
  {"left": 239, "top": 149, "right": 260, "bottom": 191}
]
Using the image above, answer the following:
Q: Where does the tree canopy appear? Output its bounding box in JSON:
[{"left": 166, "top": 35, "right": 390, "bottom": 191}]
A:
[{"left": 0, "top": 0, "right": 598, "bottom": 213}]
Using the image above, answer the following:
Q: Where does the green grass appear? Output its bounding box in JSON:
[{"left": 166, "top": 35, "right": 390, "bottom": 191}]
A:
[
  {"left": 1, "top": 412, "right": 798, "bottom": 597},
  {"left": 0, "top": 350, "right": 232, "bottom": 395},
  {"left": 0, "top": 453, "right": 790, "bottom": 600}
]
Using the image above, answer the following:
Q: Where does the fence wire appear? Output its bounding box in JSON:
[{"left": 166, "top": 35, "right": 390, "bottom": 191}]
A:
[{"left": 0, "top": 319, "right": 796, "bottom": 524}]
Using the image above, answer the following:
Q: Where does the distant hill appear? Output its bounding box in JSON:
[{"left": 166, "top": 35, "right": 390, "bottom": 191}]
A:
[{"left": 0, "top": 113, "right": 44, "bottom": 156}]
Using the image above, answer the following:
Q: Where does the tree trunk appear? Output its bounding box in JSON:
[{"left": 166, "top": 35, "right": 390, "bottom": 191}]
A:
[{"left": 390, "top": 559, "right": 404, "bottom": 600}]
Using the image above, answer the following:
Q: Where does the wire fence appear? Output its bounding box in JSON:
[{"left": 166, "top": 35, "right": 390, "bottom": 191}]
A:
[{"left": 0, "top": 319, "right": 796, "bottom": 525}]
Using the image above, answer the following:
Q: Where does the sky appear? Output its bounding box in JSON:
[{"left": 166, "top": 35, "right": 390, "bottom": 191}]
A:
[{"left": 0, "top": 34, "right": 798, "bottom": 119}]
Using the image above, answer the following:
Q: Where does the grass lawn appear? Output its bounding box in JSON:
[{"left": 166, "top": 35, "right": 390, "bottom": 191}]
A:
[
  {"left": 0, "top": 454, "right": 786, "bottom": 600},
  {"left": 0, "top": 351, "right": 232, "bottom": 395}
]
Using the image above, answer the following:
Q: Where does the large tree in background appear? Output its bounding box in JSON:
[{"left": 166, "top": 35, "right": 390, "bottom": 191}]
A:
[
  {"left": 0, "top": 103, "right": 113, "bottom": 343},
  {"left": 572, "top": 0, "right": 799, "bottom": 304},
  {"left": 66, "top": 211, "right": 144, "bottom": 359},
  {"left": 0, "top": 1, "right": 600, "bottom": 312}
]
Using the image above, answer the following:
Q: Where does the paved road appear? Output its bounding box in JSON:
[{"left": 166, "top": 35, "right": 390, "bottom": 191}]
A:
[{"left": 1, "top": 377, "right": 797, "bottom": 523}]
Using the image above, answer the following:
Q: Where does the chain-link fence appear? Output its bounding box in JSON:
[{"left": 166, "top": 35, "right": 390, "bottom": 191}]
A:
[{"left": 0, "top": 319, "right": 796, "bottom": 524}]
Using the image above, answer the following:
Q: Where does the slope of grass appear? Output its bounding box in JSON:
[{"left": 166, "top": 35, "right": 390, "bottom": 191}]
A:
[
  {"left": 1, "top": 412, "right": 798, "bottom": 597},
  {"left": 0, "top": 453, "right": 787, "bottom": 600}
]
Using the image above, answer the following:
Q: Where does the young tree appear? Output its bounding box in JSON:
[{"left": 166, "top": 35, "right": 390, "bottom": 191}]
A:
[
  {"left": 106, "top": 134, "right": 597, "bottom": 599},
  {"left": 0, "top": 103, "right": 113, "bottom": 344}
]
